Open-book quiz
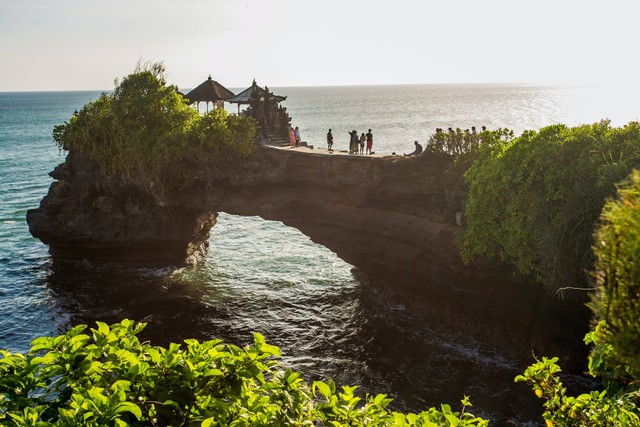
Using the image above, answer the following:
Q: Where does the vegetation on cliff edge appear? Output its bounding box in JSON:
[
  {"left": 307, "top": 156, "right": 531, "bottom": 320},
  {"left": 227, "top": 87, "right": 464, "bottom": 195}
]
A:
[
  {"left": 459, "top": 120, "right": 640, "bottom": 293},
  {"left": 52, "top": 62, "right": 257, "bottom": 193},
  {"left": 517, "top": 170, "right": 640, "bottom": 426},
  {"left": 426, "top": 122, "right": 640, "bottom": 424}
]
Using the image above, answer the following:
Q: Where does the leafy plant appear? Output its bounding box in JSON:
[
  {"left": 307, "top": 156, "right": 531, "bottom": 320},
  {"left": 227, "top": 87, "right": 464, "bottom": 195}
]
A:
[
  {"left": 52, "top": 62, "right": 257, "bottom": 195},
  {"left": 516, "top": 171, "right": 640, "bottom": 426},
  {"left": 589, "top": 170, "right": 640, "bottom": 381},
  {"left": 515, "top": 356, "right": 640, "bottom": 427},
  {"left": 461, "top": 120, "right": 640, "bottom": 292},
  {"left": 0, "top": 320, "right": 488, "bottom": 426}
]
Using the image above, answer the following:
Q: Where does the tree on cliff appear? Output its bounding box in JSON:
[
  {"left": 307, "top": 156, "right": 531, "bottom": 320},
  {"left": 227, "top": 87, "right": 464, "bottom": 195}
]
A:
[
  {"left": 460, "top": 120, "right": 640, "bottom": 294},
  {"left": 52, "top": 62, "right": 257, "bottom": 194}
]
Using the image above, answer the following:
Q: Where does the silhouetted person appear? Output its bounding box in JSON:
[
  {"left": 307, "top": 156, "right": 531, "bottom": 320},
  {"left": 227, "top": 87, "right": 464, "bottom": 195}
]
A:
[
  {"left": 366, "top": 129, "right": 373, "bottom": 154},
  {"left": 404, "top": 140, "right": 423, "bottom": 156},
  {"left": 294, "top": 126, "right": 301, "bottom": 146},
  {"left": 327, "top": 129, "right": 334, "bottom": 151},
  {"left": 289, "top": 127, "right": 295, "bottom": 148},
  {"left": 348, "top": 130, "right": 358, "bottom": 154}
]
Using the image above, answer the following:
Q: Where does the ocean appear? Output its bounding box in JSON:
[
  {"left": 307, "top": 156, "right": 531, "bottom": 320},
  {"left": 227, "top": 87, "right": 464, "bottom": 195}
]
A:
[{"left": 1, "top": 84, "right": 639, "bottom": 425}]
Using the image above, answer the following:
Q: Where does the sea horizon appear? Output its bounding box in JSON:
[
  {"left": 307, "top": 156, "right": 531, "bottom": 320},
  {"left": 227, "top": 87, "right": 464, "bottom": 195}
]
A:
[{"left": 0, "top": 79, "right": 625, "bottom": 94}]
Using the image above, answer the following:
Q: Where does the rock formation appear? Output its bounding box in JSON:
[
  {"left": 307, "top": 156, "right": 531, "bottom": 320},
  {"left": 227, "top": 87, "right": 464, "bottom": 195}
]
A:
[
  {"left": 27, "top": 151, "right": 217, "bottom": 266},
  {"left": 29, "top": 145, "right": 467, "bottom": 277},
  {"left": 28, "top": 144, "right": 588, "bottom": 339},
  {"left": 205, "top": 147, "right": 469, "bottom": 286}
]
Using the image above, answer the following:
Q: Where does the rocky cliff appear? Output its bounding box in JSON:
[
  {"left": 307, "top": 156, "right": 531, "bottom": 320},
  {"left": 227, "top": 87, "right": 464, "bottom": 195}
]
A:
[
  {"left": 29, "top": 145, "right": 467, "bottom": 275},
  {"left": 27, "top": 150, "right": 217, "bottom": 266},
  {"left": 28, "top": 144, "right": 587, "bottom": 337},
  {"left": 204, "top": 147, "right": 470, "bottom": 286}
]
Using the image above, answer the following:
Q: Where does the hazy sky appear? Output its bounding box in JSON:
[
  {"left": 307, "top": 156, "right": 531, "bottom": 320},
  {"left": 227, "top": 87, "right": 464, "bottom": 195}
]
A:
[{"left": 1, "top": 0, "right": 638, "bottom": 91}]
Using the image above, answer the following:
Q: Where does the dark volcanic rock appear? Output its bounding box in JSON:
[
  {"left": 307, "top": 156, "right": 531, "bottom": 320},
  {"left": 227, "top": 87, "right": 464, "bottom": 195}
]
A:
[
  {"left": 27, "top": 145, "right": 588, "bottom": 336},
  {"left": 27, "top": 151, "right": 217, "bottom": 266},
  {"left": 210, "top": 148, "right": 470, "bottom": 287},
  {"left": 30, "top": 147, "right": 470, "bottom": 276}
]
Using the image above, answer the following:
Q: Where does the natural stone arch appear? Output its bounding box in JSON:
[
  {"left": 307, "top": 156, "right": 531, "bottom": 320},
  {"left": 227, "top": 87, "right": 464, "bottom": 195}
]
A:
[{"left": 28, "top": 145, "right": 580, "bottom": 334}]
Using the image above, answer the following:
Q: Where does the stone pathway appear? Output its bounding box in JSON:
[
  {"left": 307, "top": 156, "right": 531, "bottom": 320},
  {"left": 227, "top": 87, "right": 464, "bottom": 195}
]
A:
[{"left": 263, "top": 137, "right": 392, "bottom": 158}]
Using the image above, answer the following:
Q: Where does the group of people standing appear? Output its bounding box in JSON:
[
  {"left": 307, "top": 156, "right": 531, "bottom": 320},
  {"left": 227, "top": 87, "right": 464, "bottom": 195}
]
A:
[
  {"left": 288, "top": 126, "right": 301, "bottom": 148},
  {"left": 291, "top": 126, "right": 424, "bottom": 158},
  {"left": 325, "top": 128, "right": 373, "bottom": 155}
]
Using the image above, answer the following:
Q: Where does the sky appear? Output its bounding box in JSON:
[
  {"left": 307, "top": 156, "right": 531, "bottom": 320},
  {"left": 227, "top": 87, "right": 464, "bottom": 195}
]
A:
[{"left": 1, "top": 0, "right": 638, "bottom": 91}]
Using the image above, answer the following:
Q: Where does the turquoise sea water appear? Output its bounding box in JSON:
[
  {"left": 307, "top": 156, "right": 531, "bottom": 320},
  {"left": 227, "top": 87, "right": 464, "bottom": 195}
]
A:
[{"left": 1, "top": 84, "right": 639, "bottom": 425}]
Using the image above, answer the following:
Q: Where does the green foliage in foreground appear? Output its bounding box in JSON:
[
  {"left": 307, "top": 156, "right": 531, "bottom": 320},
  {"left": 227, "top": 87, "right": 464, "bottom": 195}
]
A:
[
  {"left": 590, "top": 170, "right": 640, "bottom": 380},
  {"left": 0, "top": 320, "right": 488, "bottom": 426},
  {"left": 516, "top": 172, "right": 640, "bottom": 426},
  {"left": 516, "top": 356, "right": 640, "bottom": 427},
  {"left": 52, "top": 62, "right": 257, "bottom": 193},
  {"left": 461, "top": 120, "right": 640, "bottom": 292}
]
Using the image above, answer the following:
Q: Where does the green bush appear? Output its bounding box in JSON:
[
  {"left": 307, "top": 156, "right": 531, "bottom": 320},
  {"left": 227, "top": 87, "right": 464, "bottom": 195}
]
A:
[
  {"left": 515, "top": 356, "right": 640, "bottom": 427},
  {"left": 52, "top": 62, "right": 257, "bottom": 193},
  {"left": 589, "top": 170, "right": 640, "bottom": 381},
  {"left": 425, "top": 127, "right": 514, "bottom": 161},
  {"left": 461, "top": 120, "right": 640, "bottom": 292},
  {"left": 0, "top": 320, "right": 488, "bottom": 426},
  {"left": 432, "top": 127, "right": 516, "bottom": 190},
  {"left": 516, "top": 170, "right": 640, "bottom": 426}
]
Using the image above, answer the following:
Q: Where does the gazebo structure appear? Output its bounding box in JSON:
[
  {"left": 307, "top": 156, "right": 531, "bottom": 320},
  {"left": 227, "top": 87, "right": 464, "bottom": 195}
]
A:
[
  {"left": 228, "top": 80, "right": 289, "bottom": 137},
  {"left": 185, "top": 75, "right": 235, "bottom": 112},
  {"left": 227, "top": 79, "right": 286, "bottom": 112}
]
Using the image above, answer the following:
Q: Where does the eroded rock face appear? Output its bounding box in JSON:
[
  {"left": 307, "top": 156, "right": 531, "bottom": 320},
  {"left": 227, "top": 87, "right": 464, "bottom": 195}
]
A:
[
  {"left": 27, "top": 151, "right": 217, "bottom": 266},
  {"left": 203, "top": 147, "right": 551, "bottom": 312},
  {"left": 29, "top": 147, "right": 468, "bottom": 276},
  {"left": 208, "top": 148, "right": 469, "bottom": 286},
  {"left": 27, "top": 145, "right": 588, "bottom": 338}
]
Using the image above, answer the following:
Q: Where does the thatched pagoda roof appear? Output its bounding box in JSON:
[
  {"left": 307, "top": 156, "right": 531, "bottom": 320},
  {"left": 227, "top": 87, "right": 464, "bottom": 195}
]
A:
[
  {"left": 227, "top": 80, "right": 286, "bottom": 104},
  {"left": 185, "top": 75, "right": 235, "bottom": 104}
]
